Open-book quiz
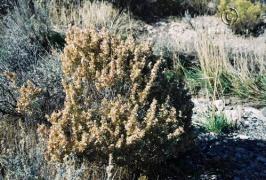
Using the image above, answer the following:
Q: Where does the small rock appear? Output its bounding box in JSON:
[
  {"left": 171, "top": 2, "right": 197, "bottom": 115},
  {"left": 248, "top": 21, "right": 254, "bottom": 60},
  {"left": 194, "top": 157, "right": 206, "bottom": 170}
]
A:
[
  {"left": 237, "top": 134, "right": 249, "bottom": 140},
  {"left": 223, "top": 109, "right": 242, "bottom": 124},
  {"left": 242, "top": 112, "right": 250, "bottom": 118},
  {"left": 213, "top": 100, "right": 225, "bottom": 111},
  {"left": 244, "top": 121, "right": 250, "bottom": 127},
  {"left": 264, "top": 170, "right": 266, "bottom": 175},
  {"left": 261, "top": 107, "right": 266, "bottom": 117},
  {"left": 225, "top": 99, "right": 231, "bottom": 106},
  {"left": 215, "top": 141, "right": 220, "bottom": 145}
]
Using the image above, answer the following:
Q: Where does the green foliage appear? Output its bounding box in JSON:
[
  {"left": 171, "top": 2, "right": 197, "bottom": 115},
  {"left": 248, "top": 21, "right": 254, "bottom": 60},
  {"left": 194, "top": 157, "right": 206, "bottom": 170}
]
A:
[
  {"left": 204, "top": 112, "right": 236, "bottom": 134},
  {"left": 181, "top": 64, "right": 266, "bottom": 104},
  {"left": 183, "top": 68, "right": 208, "bottom": 95},
  {"left": 231, "top": 75, "right": 266, "bottom": 104},
  {"left": 182, "top": 67, "right": 233, "bottom": 97},
  {"left": 218, "top": 0, "right": 265, "bottom": 35}
]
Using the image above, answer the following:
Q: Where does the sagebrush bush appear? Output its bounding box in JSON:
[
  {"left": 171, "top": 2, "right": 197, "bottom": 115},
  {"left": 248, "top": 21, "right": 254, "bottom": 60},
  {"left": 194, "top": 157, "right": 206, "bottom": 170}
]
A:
[
  {"left": 0, "top": 51, "right": 64, "bottom": 122},
  {"left": 0, "top": 0, "right": 65, "bottom": 121},
  {"left": 219, "top": 0, "right": 265, "bottom": 35},
  {"left": 46, "top": 27, "right": 193, "bottom": 174},
  {"left": 0, "top": 118, "right": 133, "bottom": 179}
]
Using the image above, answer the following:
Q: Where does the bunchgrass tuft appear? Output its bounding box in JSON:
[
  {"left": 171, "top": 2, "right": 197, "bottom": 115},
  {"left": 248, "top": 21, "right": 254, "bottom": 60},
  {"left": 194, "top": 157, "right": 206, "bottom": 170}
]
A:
[{"left": 204, "top": 112, "right": 236, "bottom": 134}]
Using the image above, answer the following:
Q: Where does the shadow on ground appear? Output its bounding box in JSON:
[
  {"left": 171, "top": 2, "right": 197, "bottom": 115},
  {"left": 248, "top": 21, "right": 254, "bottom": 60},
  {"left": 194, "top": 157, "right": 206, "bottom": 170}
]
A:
[{"left": 172, "top": 132, "right": 266, "bottom": 179}]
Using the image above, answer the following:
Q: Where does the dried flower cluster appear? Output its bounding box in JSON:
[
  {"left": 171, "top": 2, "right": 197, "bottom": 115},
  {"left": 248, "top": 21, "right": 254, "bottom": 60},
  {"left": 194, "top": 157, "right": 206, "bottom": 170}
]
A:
[
  {"left": 2, "top": 72, "right": 17, "bottom": 83},
  {"left": 47, "top": 27, "right": 193, "bottom": 171},
  {"left": 17, "top": 81, "right": 42, "bottom": 116}
]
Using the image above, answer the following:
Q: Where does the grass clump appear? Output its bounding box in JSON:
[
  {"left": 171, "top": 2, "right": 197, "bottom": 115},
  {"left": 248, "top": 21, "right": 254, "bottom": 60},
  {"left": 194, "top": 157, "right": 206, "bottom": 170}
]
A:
[
  {"left": 182, "top": 67, "right": 233, "bottom": 97},
  {"left": 204, "top": 112, "right": 236, "bottom": 134},
  {"left": 178, "top": 33, "right": 266, "bottom": 104},
  {"left": 231, "top": 75, "right": 266, "bottom": 103},
  {"left": 41, "top": 0, "right": 142, "bottom": 37},
  {"left": 182, "top": 62, "right": 266, "bottom": 104}
]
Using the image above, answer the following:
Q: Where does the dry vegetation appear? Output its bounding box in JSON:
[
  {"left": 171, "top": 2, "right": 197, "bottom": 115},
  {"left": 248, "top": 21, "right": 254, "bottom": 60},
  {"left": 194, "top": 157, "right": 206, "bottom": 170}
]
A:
[
  {"left": 154, "top": 15, "right": 266, "bottom": 103},
  {"left": 46, "top": 27, "right": 193, "bottom": 173},
  {"left": 42, "top": 0, "right": 142, "bottom": 35},
  {"left": 0, "top": 0, "right": 265, "bottom": 179}
]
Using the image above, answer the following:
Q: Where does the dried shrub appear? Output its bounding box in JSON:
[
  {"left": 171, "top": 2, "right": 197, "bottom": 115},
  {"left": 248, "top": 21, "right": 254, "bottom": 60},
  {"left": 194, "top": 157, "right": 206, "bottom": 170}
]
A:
[
  {"left": 0, "top": 0, "right": 64, "bottom": 121},
  {"left": 0, "top": 52, "right": 64, "bottom": 122},
  {"left": 46, "top": 27, "right": 193, "bottom": 174},
  {"left": 0, "top": 118, "right": 134, "bottom": 179}
]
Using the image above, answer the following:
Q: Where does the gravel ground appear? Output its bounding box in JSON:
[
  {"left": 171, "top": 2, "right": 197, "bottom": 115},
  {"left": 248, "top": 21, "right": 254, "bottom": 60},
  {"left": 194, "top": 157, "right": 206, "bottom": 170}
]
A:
[
  {"left": 176, "top": 98, "right": 266, "bottom": 179},
  {"left": 144, "top": 16, "right": 266, "bottom": 179}
]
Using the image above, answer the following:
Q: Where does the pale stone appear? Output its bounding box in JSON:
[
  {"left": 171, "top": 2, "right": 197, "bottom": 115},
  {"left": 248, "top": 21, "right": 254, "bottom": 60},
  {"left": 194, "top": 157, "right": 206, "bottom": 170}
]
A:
[
  {"left": 238, "top": 134, "right": 249, "bottom": 140},
  {"left": 213, "top": 100, "right": 225, "bottom": 112},
  {"left": 261, "top": 107, "right": 266, "bottom": 117}
]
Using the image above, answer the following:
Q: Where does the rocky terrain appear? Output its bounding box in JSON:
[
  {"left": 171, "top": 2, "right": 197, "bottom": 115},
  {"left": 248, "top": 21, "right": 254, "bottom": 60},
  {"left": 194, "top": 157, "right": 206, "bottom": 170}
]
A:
[
  {"left": 140, "top": 17, "right": 266, "bottom": 179},
  {"left": 0, "top": 1, "right": 265, "bottom": 179},
  {"left": 178, "top": 99, "right": 266, "bottom": 179}
]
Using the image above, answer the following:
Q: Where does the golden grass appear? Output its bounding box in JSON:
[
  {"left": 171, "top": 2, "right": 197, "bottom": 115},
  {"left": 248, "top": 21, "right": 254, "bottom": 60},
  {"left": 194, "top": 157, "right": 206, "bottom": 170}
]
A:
[
  {"left": 194, "top": 31, "right": 266, "bottom": 101},
  {"left": 156, "top": 16, "right": 266, "bottom": 102},
  {"left": 42, "top": 0, "right": 139, "bottom": 36}
]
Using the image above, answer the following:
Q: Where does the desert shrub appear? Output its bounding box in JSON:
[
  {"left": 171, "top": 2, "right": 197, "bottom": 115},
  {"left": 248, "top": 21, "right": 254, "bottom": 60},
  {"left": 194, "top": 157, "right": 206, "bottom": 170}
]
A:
[
  {"left": 0, "top": 118, "right": 134, "bottom": 179},
  {"left": 218, "top": 0, "right": 265, "bottom": 35},
  {"left": 46, "top": 27, "right": 193, "bottom": 176},
  {"left": 16, "top": 81, "right": 42, "bottom": 116},
  {"left": 0, "top": 52, "right": 64, "bottom": 122},
  {"left": 15, "top": 52, "right": 64, "bottom": 121},
  {"left": 0, "top": 1, "right": 48, "bottom": 72},
  {"left": 0, "top": 72, "right": 19, "bottom": 116},
  {"left": 0, "top": 0, "right": 65, "bottom": 121}
]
